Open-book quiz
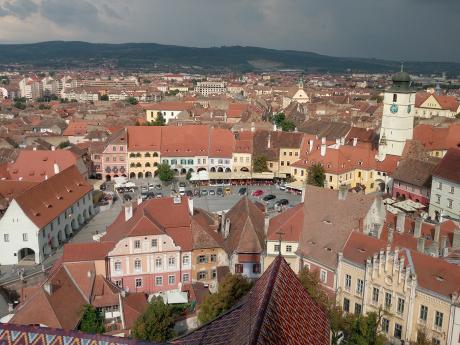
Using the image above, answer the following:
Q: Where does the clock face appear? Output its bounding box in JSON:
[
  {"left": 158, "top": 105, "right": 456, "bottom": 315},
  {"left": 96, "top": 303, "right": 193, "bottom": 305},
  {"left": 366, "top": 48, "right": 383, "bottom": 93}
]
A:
[
  {"left": 390, "top": 104, "right": 398, "bottom": 114},
  {"left": 407, "top": 105, "right": 412, "bottom": 113}
]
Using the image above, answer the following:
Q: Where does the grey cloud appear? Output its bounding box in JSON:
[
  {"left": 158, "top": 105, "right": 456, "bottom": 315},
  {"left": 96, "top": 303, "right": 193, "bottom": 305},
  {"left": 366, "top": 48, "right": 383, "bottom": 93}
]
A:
[
  {"left": 1, "top": 0, "right": 459, "bottom": 62},
  {"left": 40, "top": 0, "right": 101, "bottom": 28},
  {"left": 0, "top": 0, "right": 38, "bottom": 18}
]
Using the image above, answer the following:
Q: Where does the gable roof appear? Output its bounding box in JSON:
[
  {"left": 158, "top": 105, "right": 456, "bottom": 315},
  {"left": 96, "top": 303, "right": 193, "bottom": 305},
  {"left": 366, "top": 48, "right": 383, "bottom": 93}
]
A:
[
  {"left": 174, "top": 256, "right": 330, "bottom": 345},
  {"left": 432, "top": 148, "right": 460, "bottom": 184},
  {"left": 298, "top": 185, "right": 377, "bottom": 269},
  {"left": 14, "top": 165, "right": 92, "bottom": 229},
  {"left": 392, "top": 157, "right": 439, "bottom": 187},
  {"left": 102, "top": 197, "right": 193, "bottom": 251},
  {"left": 62, "top": 242, "right": 115, "bottom": 263},
  {"left": 224, "top": 197, "right": 265, "bottom": 255}
]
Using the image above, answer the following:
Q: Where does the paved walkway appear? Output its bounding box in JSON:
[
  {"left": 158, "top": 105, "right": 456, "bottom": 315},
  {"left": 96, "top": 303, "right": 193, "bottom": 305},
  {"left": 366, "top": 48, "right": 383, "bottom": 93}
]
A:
[{"left": 0, "top": 200, "right": 122, "bottom": 285}]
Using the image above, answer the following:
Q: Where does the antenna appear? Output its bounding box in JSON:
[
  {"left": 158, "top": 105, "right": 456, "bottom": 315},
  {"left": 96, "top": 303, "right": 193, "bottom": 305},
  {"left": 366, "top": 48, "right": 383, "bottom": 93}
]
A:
[{"left": 276, "top": 231, "right": 285, "bottom": 256}]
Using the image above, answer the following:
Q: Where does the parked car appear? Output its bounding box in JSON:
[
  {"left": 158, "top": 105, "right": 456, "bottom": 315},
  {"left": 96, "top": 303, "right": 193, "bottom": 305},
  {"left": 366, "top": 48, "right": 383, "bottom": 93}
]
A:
[
  {"left": 209, "top": 189, "right": 216, "bottom": 196},
  {"left": 279, "top": 184, "right": 286, "bottom": 191},
  {"left": 100, "top": 183, "right": 107, "bottom": 191},
  {"left": 275, "top": 199, "right": 289, "bottom": 206},
  {"left": 155, "top": 184, "right": 162, "bottom": 190},
  {"left": 216, "top": 188, "right": 224, "bottom": 196},
  {"left": 263, "top": 194, "right": 276, "bottom": 201},
  {"left": 238, "top": 187, "right": 247, "bottom": 196},
  {"left": 193, "top": 189, "right": 200, "bottom": 197},
  {"left": 201, "top": 189, "right": 208, "bottom": 196},
  {"left": 155, "top": 192, "right": 163, "bottom": 199},
  {"left": 141, "top": 186, "right": 148, "bottom": 193},
  {"left": 186, "top": 190, "right": 193, "bottom": 197},
  {"left": 179, "top": 188, "right": 186, "bottom": 196},
  {"left": 179, "top": 182, "right": 186, "bottom": 188},
  {"left": 123, "top": 194, "right": 132, "bottom": 201},
  {"left": 224, "top": 187, "right": 232, "bottom": 195},
  {"left": 252, "top": 189, "right": 264, "bottom": 197},
  {"left": 148, "top": 183, "right": 155, "bottom": 191}
]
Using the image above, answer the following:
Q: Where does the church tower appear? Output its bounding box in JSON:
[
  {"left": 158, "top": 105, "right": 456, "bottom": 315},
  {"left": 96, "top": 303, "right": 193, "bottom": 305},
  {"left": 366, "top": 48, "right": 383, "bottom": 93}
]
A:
[{"left": 378, "top": 69, "right": 415, "bottom": 159}]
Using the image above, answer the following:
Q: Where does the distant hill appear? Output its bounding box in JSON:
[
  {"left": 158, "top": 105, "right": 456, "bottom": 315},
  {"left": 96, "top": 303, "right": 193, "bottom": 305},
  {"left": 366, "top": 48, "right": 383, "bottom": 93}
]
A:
[{"left": 0, "top": 41, "right": 458, "bottom": 74}]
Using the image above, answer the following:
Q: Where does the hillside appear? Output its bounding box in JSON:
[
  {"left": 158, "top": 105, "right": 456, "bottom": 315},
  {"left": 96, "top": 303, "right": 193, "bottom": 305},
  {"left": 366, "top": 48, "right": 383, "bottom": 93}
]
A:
[{"left": 0, "top": 41, "right": 458, "bottom": 74}]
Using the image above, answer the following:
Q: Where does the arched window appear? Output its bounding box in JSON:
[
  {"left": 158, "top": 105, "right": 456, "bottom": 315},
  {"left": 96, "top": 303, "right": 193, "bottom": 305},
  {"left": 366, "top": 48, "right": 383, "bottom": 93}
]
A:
[
  {"left": 136, "top": 162, "right": 142, "bottom": 167},
  {"left": 136, "top": 153, "right": 141, "bottom": 158},
  {"left": 144, "top": 152, "right": 151, "bottom": 157},
  {"left": 145, "top": 162, "right": 151, "bottom": 167},
  {"left": 153, "top": 152, "right": 158, "bottom": 157},
  {"left": 130, "top": 163, "right": 135, "bottom": 167},
  {"left": 129, "top": 153, "right": 136, "bottom": 158}
]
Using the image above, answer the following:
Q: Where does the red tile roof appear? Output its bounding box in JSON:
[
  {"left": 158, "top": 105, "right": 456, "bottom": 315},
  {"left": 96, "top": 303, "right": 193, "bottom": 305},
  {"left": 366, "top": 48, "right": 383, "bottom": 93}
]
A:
[
  {"left": 14, "top": 166, "right": 92, "bottom": 229},
  {"left": 413, "top": 124, "right": 460, "bottom": 151},
  {"left": 226, "top": 103, "right": 248, "bottom": 118},
  {"left": 267, "top": 203, "right": 303, "bottom": 241},
  {"left": 432, "top": 148, "right": 460, "bottom": 184},
  {"left": 415, "top": 92, "right": 459, "bottom": 112},
  {"left": 174, "top": 256, "right": 330, "bottom": 345},
  {"left": 102, "top": 197, "right": 193, "bottom": 251},
  {"left": 7, "top": 150, "right": 83, "bottom": 182},
  {"left": 62, "top": 242, "right": 116, "bottom": 262},
  {"left": 127, "top": 126, "right": 162, "bottom": 151}
]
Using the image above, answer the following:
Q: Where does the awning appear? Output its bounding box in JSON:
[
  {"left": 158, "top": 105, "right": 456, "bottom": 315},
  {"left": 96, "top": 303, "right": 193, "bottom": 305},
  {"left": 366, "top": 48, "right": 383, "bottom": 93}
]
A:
[
  {"left": 190, "top": 170, "right": 209, "bottom": 181},
  {"left": 286, "top": 180, "right": 305, "bottom": 191}
]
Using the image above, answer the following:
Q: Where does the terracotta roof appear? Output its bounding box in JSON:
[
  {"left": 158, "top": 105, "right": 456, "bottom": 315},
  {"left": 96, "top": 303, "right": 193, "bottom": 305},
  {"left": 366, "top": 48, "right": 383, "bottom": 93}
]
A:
[
  {"left": 432, "top": 148, "right": 460, "bottom": 184},
  {"left": 299, "top": 119, "right": 351, "bottom": 140},
  {"left": 253, "top": 131, "right": 303, "bottom": 161},
  {"left": 142, "top": 101, "right": 193, "bottom": 111},
  {"left": 7, "top": 150, "right": 84, "bottom": 182},
  {"left": 224, "top": 197, "right": 265, "bottom": 255},
  {"left": 160, "top": 125, "right": 210, "bottom": 157},
  {"left": 415, "top": 92, "right": 459, "bottom": 112},
  {"left": 298, "top": 185, "right": 377, "bottom": 269},
  {"left": 122, "top": 293, "right": 149, "bottom": 330},
  {"left": 267, "top": 203, "right": 303, "bottom": 242},
  {"left": 226, "top": 103, "right": 249, "bottom": 118},
  {"left": 413, "top": 124, "right": 460, "bottom": 151},
  {"left": 174, "top": 256, "right": 330, "bottom": 345},
  {"left": 102, "top": 197, "right": 193, "bottom": 251},
  {"left": 62, "top": 242, "right": 115, "bottom": 262},
  {"left": 343, "top": 231, "right": 460, "bottom": 299},
  {"left": 191, "top": 217, "right": 224, "bottom": 250},
  {"left": 209, "top": 127, "right": 235, "bottom": 158},
  {"left": 392, "top": 157, "right": 439, "bottom": 187},
  {"left": 127, "top": 126, "right": 162, "bottom": 151},
  {"left": 14, "top": 166, "right": 92, "bottom": 229}
]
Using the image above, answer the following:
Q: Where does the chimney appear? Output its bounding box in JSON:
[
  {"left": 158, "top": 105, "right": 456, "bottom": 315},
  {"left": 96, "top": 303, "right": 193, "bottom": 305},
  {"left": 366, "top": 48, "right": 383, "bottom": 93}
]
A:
[
  {"left": 433, "top": 223, "right": 441, "bottom": 243},
  {"left": 137, "top": 194, "right": 142, "bottom": 206},
  {"left": 267, "top": 133, "right": 271, "bottom": 149},
  {"left": 8, "top": 303, "right": 13, "bottom": 312},
  {"left": 250, "top": 122, "right": 255, "bottom": 132},
  {"left": 301, "top": 188, "right": 306, "bottom": 203},
  {"left": 338, "top": 184, "right": 348, "bottom": 201},
  {"left": 413, "top": 218, "right": 422, "bottom": 238},
  {"left": 188, "top": 197, "right": 194, "bottom": 216},
  {"left": 321, "top": 137, "right": 326, "bottom": 145},
  {"left": 440, "top": 235, "right": 449, "bottom": 257},
  {"left": 124, "top": 202, "right": 133, "bottom": 222},
  {"left": 353, "top": 137, "right": 358, "bottom": 146},
  {"left": 51, "top": 146, "right": 55, "bottom": 151},
  {"left": 264, "top": 215, "right": 270, "bottom": 235},
  {"left": 387, "top": 227, "right": 394, "bottom": 246},
  {"left": 396, "top": 212, "right": 405, "bottom": 232},
  {"left": 335, "top": 138, "right": 340, "bottom": 147},
  {"left": 340, "top": 137, "right": 345, "bottom": 145},
  {"left": 87, "top": 271, "right": 93, "bottom": 279},
  {"left": 53, "top": 163, "right": 60, "bottom": 174},
  {"left": 308, "top": 139, "right": 313, "bottom": 152},
  {"left": 44, "top": 282, "right": 52, "bottom": 295},
  {"left": 224, "top": 218, "right": 231, "bottom": 238},
  {"left": 320, "top": 143, "right": 326, "bottom": 157},
  {"left": 453, "top": 227, "right": 460, "bottom": 249},
  {"left": 417, "top": 237, "right": 425, "bottom": 253},
  {"left": 273, "top": 124, "right": 277, "bottom": 131},
  {"left": 33, "top": 147, "right": 37, "bottom": 151}
]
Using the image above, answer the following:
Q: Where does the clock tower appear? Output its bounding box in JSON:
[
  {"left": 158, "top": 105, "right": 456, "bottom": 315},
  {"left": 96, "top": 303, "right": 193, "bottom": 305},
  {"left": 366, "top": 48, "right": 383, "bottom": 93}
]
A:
[{"left": 378, "top": 70, "right": 416, "bottom": 159}]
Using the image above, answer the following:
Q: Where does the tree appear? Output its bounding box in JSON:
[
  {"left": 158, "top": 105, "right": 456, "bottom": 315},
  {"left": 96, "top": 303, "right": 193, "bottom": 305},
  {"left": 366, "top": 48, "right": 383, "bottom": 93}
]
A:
[
  {"left": 299, "top": 267, "right": 346, "bottom": 345},
  {"left": 58, "top": 140, "right": 71, "bottom": 149},
  {"left": 307, "top": 163, "right": 326, "bottom": 187},
  {"left": 410, "top": 330, "right": 431, "bottom": 345},
  {"left": 198, "top": 274, "right": 252, "bottom": 325},
  {"left": 132, "top": 296, "right": 175, "bottom": 342},
  {"left": 13, "top": 97, "right": 26, "bottom": 110},
  {"left": 455, "top": 112, "right": 460, "bottom": 119},
  {"left": 79, "top": 305, "right": 105, "bottom": 334},
  {"left": 157, "top": 162, "right": 174, "bottom": 182},
  {"left": 281, "top": 119, "right": 296, "bottom": 132},
  {"left": 100, "top": 94, "right": 109, "bottom": 101},
  {"left": 253, "top": 155, "right": 268, "bottom": 173},
  {"left": 273, "top": 112, "right": 285, "bottom": 126},
  {"left": 346, "top": 310, "right": 387, "bottom": 345},
  {"left": 127, "top": 97, "right": 138, "bottom": 105},
  {"left": 153, "top": 112, "right": 166, "bottom": 126}
]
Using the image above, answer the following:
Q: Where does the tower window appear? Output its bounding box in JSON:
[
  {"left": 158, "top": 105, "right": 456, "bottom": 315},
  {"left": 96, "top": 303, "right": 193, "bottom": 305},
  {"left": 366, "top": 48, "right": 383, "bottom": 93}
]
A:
[{"left": 393, "top": 94, "right": 397, "bottom": 102}]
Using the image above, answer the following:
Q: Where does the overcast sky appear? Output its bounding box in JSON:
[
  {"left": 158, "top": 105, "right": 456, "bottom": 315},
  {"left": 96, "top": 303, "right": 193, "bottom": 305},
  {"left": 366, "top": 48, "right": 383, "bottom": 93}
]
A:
[{"left": 0, "top": 0, "right": 458, "bottom": 62}]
